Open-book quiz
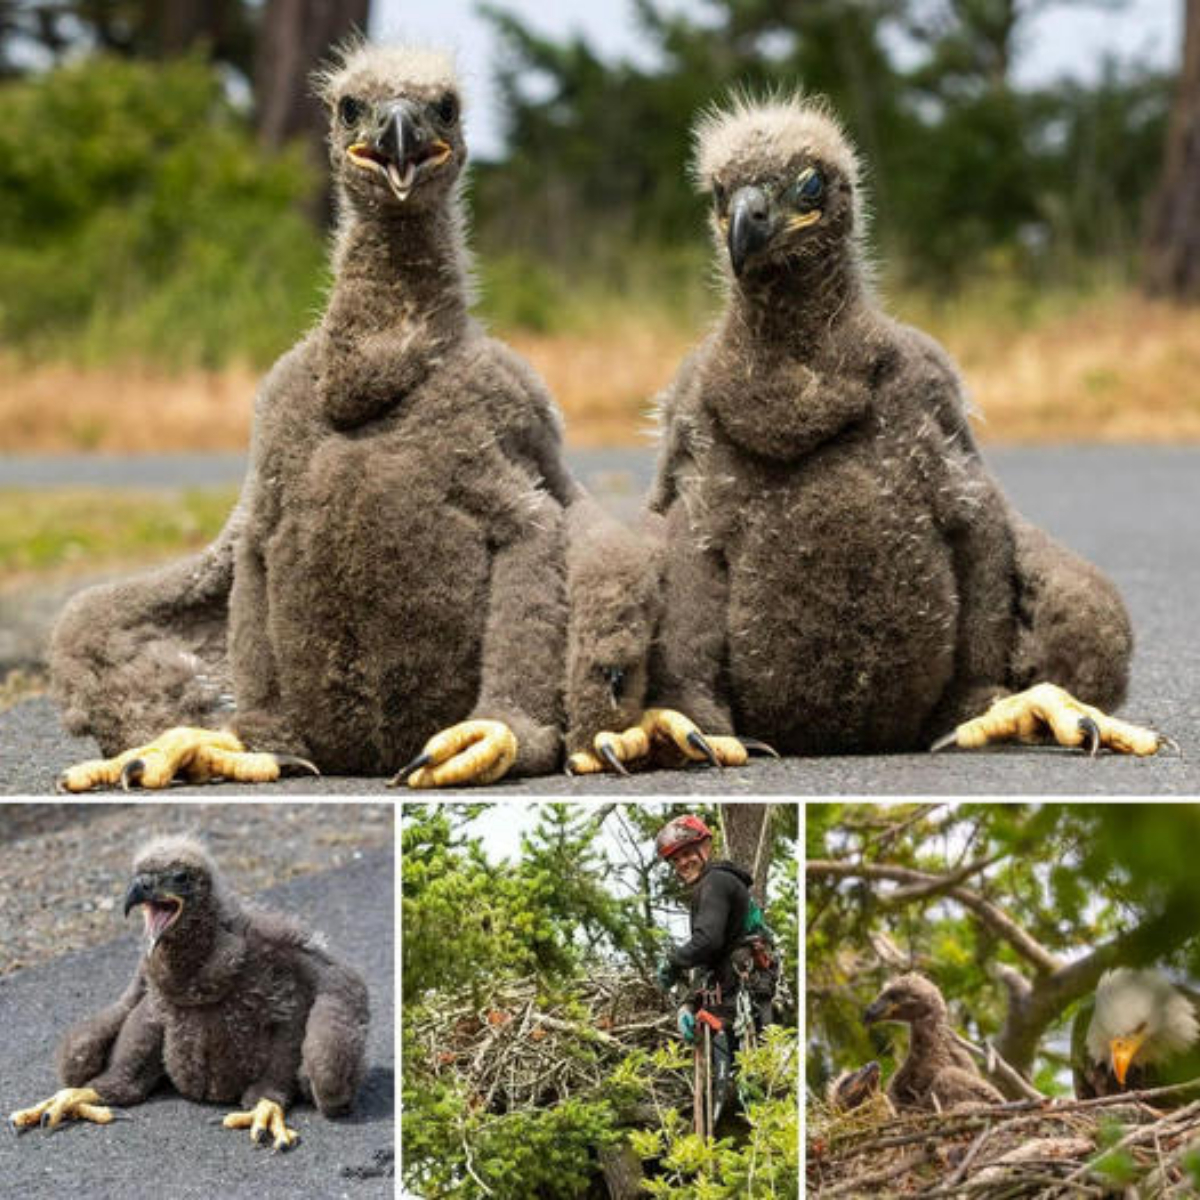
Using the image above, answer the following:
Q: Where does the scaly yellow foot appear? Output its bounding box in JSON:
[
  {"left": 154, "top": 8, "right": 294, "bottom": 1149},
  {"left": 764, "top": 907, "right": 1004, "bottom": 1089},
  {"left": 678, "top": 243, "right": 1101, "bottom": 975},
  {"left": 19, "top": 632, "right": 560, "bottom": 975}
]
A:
[
  {"left": 222, "top": 1097, "right": 299, "bottom": 1152},
  {"left": 932, "top": 682, "right": 1173, "bottom": 757},
  {"left": 389, "top": 719, "right": 518, "bottom": 788},
  {"left": 566, "top": 708, "right": 777, "bottom": 775},
  {"left": 57, "top": 727, "right": 319, "bottom": 792},
  {"left": 9, "top": 1087, "right": 113, "bottom": 1131}
]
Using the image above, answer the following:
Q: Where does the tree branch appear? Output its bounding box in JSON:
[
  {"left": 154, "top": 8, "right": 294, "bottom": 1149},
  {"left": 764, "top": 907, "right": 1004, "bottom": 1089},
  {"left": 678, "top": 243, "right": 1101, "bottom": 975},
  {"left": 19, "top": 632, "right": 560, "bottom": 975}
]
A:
[{"left": 806, "top": 859, "right": 1061, "bottom": 974}]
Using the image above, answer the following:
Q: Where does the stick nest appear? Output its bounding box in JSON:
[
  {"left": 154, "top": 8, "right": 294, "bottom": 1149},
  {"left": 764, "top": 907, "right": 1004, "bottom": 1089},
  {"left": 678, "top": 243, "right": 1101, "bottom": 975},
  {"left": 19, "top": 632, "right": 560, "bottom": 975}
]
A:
[
  {"left": 410, "top": 969, "right": 689, "bottom": 1116},
  {"left": 808, "top": 1088, "right": 1200, "bottom": 1198}
]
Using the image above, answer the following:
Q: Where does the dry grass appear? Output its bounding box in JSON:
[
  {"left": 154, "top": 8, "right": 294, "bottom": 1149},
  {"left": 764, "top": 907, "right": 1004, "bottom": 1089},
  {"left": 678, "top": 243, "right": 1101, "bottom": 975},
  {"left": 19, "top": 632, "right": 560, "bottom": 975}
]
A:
[
  {"left": 0, "top": 358, "right": 260, "bottom": 453},
  {"left": 930, "top": 294, "right": 1200, "bottom": 444},
  {"left": 2, "top": 293, "right": 1198, "bottom": 451}
]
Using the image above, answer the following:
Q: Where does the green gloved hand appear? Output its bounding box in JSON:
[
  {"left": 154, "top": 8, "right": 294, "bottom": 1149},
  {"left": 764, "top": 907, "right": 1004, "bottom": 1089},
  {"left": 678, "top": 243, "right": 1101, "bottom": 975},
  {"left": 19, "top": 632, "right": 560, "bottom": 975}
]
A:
[
  {"left": 677, "top": 1008, "right": 697, "bottom": 1043},
  {"left": 657, "top": 959, "right": 681, "bottom": 990}
]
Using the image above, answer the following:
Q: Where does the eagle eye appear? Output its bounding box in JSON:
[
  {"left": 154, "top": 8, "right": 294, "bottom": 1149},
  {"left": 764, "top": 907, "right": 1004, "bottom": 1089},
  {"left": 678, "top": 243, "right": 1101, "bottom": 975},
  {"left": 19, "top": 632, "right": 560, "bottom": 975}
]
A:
[
  {"left": 435, "top": 92, "right": 459, "bottom": 125},
  {"left": 338, "top": 95, "right": 364, "bottom": 128},
  {"left": 793, "top": 167, "right": 825, "bottom": 210}
]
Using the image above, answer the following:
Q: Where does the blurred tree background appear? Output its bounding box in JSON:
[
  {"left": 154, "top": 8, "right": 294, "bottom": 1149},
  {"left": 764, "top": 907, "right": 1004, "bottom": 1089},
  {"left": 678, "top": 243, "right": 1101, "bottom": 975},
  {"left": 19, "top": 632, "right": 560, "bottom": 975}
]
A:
[
  {"left": 807, "top": 802, "right": 1200, "bottom": 1106},
  {"left": 403, "top": 801, "right": 798, "bottom": 1198},
  {"left": 0, "top": 0, "right": 1197, "bottom": 449}
]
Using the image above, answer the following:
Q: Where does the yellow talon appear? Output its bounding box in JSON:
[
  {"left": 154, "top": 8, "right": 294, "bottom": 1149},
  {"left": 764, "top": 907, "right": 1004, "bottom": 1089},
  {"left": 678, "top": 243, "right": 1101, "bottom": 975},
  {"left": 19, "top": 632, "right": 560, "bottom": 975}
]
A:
[
  {"left": 943, "top": 682, "right": 1166, "bottom": 756},
  {"left": 9, "top": 1086, "right": 112, "bottom": 1131},
  {"left": 394, "top": 719, "right": 519, "bottom": 788},
  {"left": 223, "top": 1098, "right": 298, "bottom": 1152},
  {"left": 57, "top": 727, "right": 312, "bottom": 792},
  {"left": 572, "top": 709, "right": 755, "bottom": 776}
]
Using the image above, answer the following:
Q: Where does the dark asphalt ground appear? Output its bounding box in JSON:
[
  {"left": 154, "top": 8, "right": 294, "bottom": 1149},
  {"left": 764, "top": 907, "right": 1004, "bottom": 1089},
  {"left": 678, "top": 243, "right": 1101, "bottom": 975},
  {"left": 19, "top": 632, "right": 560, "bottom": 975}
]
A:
[
  {"left": 0, "top": 848, "right": 395, "bottom": 1200},
  {"left": 1, "top": 446, "right": 1197, "bottom": 795}
]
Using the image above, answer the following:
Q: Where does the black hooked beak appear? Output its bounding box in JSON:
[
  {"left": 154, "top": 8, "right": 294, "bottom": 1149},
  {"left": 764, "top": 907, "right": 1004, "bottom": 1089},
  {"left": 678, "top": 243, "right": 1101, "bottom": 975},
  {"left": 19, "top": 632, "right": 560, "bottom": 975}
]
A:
[
  {"left": 728, "top": 185, "right": 775, "bottom": 277},
  {"left": 863, "top": 998, "right": 891, "bottom": 1026},
  {"left": 379, "top": 102, "right": 427, "bottom": 173},
  {"left": 123, "top": 874, "right": 154, "bottom": 917}
]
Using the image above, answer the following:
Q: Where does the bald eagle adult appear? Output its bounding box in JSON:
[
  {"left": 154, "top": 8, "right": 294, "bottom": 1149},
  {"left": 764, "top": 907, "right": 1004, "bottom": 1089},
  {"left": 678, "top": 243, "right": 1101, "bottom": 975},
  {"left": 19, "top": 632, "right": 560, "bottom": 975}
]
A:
[
  {"left": 9, "top": 836, "right": 369, "bottom": 1151},
  {"left": 1072, "top": 968, "right": 1200, "bottom": 1102}
]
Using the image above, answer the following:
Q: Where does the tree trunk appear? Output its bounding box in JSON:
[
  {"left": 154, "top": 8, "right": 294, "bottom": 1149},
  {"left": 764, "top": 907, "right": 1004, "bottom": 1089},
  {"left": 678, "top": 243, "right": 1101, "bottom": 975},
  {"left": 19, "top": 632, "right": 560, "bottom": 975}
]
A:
[
  {"left": 719, "top": 804, "right": 772, "bottom": 904},
  {"left": 254, "top": 0, "right": 371, "bottom": 223},
  {"left": 1144, "top": 0, "right": 1200, "bottom": 299},
  {"left": 598, "top": 1140, "right": 644, "bottom": 1199}
]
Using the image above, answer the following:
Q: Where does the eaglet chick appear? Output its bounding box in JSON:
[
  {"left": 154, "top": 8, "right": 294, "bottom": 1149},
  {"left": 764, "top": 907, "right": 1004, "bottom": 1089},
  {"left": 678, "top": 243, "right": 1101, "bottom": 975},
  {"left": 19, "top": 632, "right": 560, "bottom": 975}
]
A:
[
  {"left": 864, "top": 974, "right": 1005, "bottom": 1112},
  {"left": 9, "top": 835, "right": 369, "bottom": 1151},
  {"left": 55, "top": 43, "right": 584, "bottom": 790},
  {"left": 578, "top": 93, "right": 1168, "bottom": 771}
]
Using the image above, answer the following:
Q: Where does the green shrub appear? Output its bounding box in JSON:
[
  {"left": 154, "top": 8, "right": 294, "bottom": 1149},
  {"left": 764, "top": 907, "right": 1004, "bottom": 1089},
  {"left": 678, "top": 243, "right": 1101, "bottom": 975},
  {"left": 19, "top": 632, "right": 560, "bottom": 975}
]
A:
[{"left": 0, "top": 56, "right": 325, "bottom": 368}]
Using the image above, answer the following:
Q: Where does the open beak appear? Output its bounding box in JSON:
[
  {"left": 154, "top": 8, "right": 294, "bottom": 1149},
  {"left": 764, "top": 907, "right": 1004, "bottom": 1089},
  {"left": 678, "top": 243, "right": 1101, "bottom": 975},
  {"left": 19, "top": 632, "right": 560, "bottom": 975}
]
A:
[
  {"left": 347, "top": 102, "right": 452, "bottom": 203},
  {"left": 124, "top": 876, "right": 183, "bottom": 948},
  {"left": 1110, "top": 1033, "right": 1147, "bottom": 1086},
  {"left": 840, "top": 1061, "right": 882, "bottom": 1107}
]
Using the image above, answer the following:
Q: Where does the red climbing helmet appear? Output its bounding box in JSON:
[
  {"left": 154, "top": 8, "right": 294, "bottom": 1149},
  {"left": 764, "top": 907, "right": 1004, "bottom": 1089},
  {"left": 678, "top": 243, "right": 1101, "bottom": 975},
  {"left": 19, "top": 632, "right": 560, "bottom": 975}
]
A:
[{"left": 655, "top": 814, "right": 713, "bottom": 860}]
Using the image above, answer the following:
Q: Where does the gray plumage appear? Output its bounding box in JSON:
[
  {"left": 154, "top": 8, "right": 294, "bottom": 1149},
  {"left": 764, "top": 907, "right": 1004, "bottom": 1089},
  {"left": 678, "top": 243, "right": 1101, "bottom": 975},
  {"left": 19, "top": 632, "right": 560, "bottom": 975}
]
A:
[
  {"left": 864, "top": 974, "right": 1004, "bottom": 1112},
  {"left": 563, "top": 500, "right": 665, "bottom": 758},
  {"left": 826, "top": 1060, "right": 891, "bottom": 1115},
  {"left": 57, "top": 835, "right": 368, "bottom": 1116},
  {"left": 51, "top": 42, "right": 583, "bottom": 777},
  {"left": 644, "top": 94, "right": 1132, "bottom": 752}
]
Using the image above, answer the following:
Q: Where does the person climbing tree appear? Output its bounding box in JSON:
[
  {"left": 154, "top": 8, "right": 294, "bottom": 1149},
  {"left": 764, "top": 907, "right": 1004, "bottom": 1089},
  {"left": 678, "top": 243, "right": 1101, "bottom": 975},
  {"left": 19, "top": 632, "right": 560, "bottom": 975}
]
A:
[{"left": 653, "top": 813, "right": 779, "bottom": 1136}]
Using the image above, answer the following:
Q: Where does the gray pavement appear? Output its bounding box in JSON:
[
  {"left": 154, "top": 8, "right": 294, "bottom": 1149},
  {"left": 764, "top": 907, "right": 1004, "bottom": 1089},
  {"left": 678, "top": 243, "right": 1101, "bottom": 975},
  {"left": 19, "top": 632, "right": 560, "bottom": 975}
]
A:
[
  {"left": 0, "top": 848, "right": 394, "bottom": 1200},
  {"left": 1, "top": 446, "right": 1198, "bottom": 795}
]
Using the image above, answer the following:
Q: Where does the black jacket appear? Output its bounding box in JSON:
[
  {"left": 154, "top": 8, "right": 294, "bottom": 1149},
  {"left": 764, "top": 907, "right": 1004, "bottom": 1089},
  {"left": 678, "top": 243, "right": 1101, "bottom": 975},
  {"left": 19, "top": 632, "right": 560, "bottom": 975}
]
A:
[{"left": 668, "top": 860, "right": 752, "bottom": 992}]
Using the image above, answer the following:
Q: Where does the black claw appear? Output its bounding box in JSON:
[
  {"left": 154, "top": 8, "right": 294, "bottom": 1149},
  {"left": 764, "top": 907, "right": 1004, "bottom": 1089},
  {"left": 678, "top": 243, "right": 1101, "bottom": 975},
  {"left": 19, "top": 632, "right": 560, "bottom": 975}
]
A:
[
  {"left": 599, "top": 743, "right": 630, "bottom": 777},
  {"left": 1078, "top": 716, "right": 1101, "bottom": 758},
  {"left": 39, "top": 1113, "right": 50, "bottom": 1129},
  {"left": 686, "top": 730, "right": 722, "bottom": 769},
  {"left": 739, "top": 737, "right": 780, "bottom": 760},
  {"left": 252, "top": 1126, "right": 267, "bottom": 1146},
  {"left": 10, "top": 1117, "right": 23, "bottom": 1135},
  {"left": 1157, "top": 734, "right": 1184, "bottom": 759},
  {"left": 929, "top": 730, "right": 959, "bottom": 754},
  {"left": 387, "top": 752, "right": 431, "bottom": 788},
  {"left": 108, "top": 1108, "right": 133, "bottom": 1123},
  {"left": 272, "top": 754, "right": 320, "bottom": 779},
  {"left": 564, "top": 760, "right": 578, "bottom": 777},
  {"left": 119, "top": 759, "right": 145, "bottom": 791}
]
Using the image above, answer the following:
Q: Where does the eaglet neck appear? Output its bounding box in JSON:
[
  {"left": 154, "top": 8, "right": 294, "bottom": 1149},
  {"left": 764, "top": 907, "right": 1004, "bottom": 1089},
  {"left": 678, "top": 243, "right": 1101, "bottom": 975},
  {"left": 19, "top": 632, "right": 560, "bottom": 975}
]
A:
[
  {"left": 904, "top": 1015, "right": 956, "bottom": 1082},
  {"left": 147, "top": 915, "right": 247, "bottom": 1006},
  {"left": 709, "top": 260, "right": 870, "bottom": 462},
  {"left": 317, "top": 207, "right": 471, "bottom": 427},
  {"left": 332, "top": 209, "right": 470, "bottom": 326}
]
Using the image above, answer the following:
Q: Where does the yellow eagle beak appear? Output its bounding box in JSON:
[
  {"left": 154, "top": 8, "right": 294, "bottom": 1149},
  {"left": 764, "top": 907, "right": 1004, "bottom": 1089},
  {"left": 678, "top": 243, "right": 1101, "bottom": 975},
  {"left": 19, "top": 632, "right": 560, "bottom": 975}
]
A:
[{"left": 1110, "top": 1032, "right": 1147, "bottom": 1086}]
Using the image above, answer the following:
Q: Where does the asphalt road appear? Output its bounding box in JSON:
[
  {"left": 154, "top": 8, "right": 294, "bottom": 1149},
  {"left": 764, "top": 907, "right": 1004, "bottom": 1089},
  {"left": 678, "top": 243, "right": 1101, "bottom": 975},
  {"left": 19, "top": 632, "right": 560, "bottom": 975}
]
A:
[
  {"left": 0, "top": 848, "right": 394, "bottom": 1200},
  {"left": 1, "top": 446, "right": 1197, "bottom": 795}
]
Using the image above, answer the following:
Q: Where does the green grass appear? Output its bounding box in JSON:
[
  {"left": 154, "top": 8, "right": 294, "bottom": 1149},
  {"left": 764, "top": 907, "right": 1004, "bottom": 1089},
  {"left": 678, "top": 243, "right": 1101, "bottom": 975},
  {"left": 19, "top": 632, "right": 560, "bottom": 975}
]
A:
[{"left": 0, "top": 487, "right": 238, "bottom": 578}]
